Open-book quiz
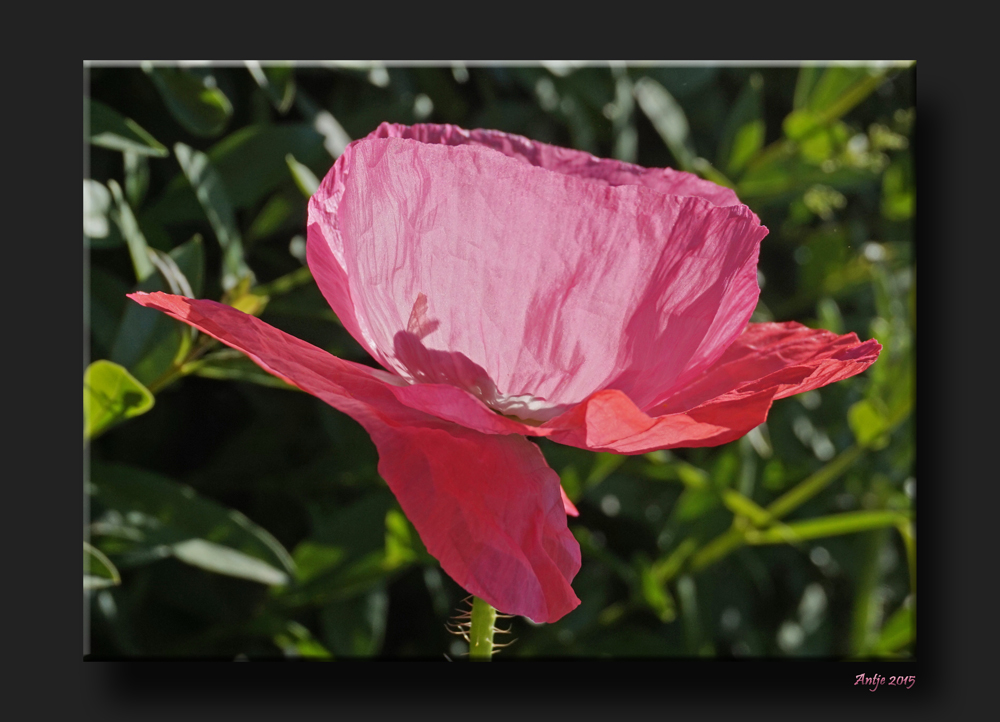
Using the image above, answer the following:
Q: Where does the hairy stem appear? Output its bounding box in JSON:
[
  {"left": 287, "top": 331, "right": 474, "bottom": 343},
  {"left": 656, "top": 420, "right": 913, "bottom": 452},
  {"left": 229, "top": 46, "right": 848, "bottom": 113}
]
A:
[{"left": 468, "top": 597, "right": 497, "bottom": 660}]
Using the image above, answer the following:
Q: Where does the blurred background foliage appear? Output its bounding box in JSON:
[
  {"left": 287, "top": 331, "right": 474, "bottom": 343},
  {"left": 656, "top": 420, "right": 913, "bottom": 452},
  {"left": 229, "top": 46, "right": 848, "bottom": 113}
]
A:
[{"left": 84, "top": 61, "right": 915, "bottom": 659}]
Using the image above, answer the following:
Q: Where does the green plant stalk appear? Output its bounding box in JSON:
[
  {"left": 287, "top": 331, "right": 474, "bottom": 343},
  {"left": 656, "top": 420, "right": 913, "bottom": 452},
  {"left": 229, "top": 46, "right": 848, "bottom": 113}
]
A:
[
  {"left": 850, "top": 528, "right": 887, "bottom": 655},
  {"left": 766, "top": 445, "right": 863, "bottom": 519},
  {"left": 690, "top": 445, "right": 863, "bottom": 572},
  {"left": 468, "top": 596, "right": 497, "bottom": 660}
]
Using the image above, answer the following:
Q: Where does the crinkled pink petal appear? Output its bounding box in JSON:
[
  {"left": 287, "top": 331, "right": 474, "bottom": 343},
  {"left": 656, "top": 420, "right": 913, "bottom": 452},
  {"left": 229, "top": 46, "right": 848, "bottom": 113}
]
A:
[
  {"left": 126, "top": 292, "right": 580, "bottom": 623},
  {"left": 650, "top": 322, "right": 884, "bottom": 413},
  {"left": 370, "top": 122, "right": 744, "bottom": 207},
  {"left": 543, "top": 322, "right": 881, "bottom": 455},
  {"left": 308, "top": 123, "right": 767, "bottom": 421}
]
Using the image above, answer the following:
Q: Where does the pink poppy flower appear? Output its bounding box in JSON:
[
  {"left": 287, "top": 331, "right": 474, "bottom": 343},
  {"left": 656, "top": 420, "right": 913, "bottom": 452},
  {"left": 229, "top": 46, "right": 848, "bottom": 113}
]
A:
[{"left": 129, "top": 122, "right": 881, "bottom": 624}]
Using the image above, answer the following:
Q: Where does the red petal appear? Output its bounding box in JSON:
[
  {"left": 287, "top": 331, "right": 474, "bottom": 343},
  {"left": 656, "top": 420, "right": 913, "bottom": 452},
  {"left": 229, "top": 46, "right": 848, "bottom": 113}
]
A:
[
  {"left": 127, "top": 292, "right": 580, "bottom": 623},
  {"left": 543, "top": 387, "right": 777, "bottom": 454},
  {"left": 545, "top": 322, "right": 880, "bottom": 455},
  {"left": 560, "top": 486, "right": 580, "bottom": 517},
  {"left": 650, "top": 322, "right": 883, "bottom": 414}
]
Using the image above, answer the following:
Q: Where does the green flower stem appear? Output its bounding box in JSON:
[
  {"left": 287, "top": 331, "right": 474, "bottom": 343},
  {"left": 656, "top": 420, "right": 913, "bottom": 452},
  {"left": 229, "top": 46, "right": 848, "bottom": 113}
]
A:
[{"left": 468, "top": 596, "right": 497, "bottom": 660}]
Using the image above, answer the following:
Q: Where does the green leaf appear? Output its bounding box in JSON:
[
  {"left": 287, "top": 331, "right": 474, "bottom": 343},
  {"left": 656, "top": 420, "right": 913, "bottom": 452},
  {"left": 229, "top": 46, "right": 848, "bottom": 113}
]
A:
[
  {"left": 110, "top": 237, "right": 202, "bottom": 385},
  {"left": 286, "top": 153, "right": 320, "bottom": 197},
  {"left": 717, "top": 73, "right": 764, "bottom": 176},
  {"left": 88, "top": 98, "right": 168, "bottom": 157},
  {"left": 186, "top": 349, "right": 298, "bottom": 390},
  {"left": 84, "top": 179, "right": 123, "bottom": 249},
  {"left": 783, "top": 66, "right": 891, "bottom": 141},
  {"left": 84, "top": 541, "right": 121, "bottom": 590},
  {"left": 89, "top": 462, "right": 295, "bottom": 585},
  {"left": 586, "top": 452, "right": 626, "bottom": 486},
  {"left": 171, "top": 539, "right": 289, "bottom": 586},
  {"left": 738, "top": 154, "right": 875, "bottom": 203},
  {"left": 638, "top": 560, "right": 676, "bottom": 622},
  {"left": 848, "top": 399, "right": 891, "bottom": 450},
  {"left": 143, "top": 65, "right": 233, "bottom": 137},
  {"left": 124, "top": 151, "right": 150, "bottom": 208},
  {"left": 246, "top": 61, "right": 296, "bottom": 114},
  {"left": 274, "top": 621, "right": 333, "bottom": 659},
  {"left": 83, "top": 360, "right": 155, "bottom": 441},
  {"left": 147, "top": 124, "right": 328, "bottom": 226},
  {"left": 674, "top": 486, "right": 719, "bottom": 521},
  {"left": 816, "top": 297, "right": 845, "bottom": 334},
  {"left": 292, "top": 542, "right": 346, "bottom": 584},
  {"left": 871, "top": 601, "right": 915, "bottom": 655},
  {"left": 247, "top": 192, "right": 302, "bottom": 243},
  {"left": 633, "top": 76, "right": 695, "bottom": 171},
  {"left": 792, "top": 65, "right": 824, "bottom": 111},
  {"left": 727, "top": 121, "right": 765, "bottom": 176},
  {"left": 881, "top": 153, "right": 915, "bottom": 221},
  {"left": 169, "top": 234, "right": 206, "bottom": 298},
  {"left": 320, "top": 585, "right": 389, "bottom": 657},
  {"left": 275, "top": 502, "right": 419, "bottom": 607},
  {"left": 174, "top": 142, "right": 253, "bottom": 290},
  {"left": 107, "top": 180, "right": 155, "bottom": 283}
]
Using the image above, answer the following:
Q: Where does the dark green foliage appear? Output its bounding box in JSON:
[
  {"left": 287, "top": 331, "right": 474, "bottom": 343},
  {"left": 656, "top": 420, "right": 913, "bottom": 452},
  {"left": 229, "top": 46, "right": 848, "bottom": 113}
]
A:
[{"left": 84, "top": 62, "right": 915, "bottom": 658}]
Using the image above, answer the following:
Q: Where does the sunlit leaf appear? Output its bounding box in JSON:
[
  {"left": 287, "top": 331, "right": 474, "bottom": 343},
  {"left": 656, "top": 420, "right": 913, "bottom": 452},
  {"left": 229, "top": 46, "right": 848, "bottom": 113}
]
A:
[
  {"left": 792, "top": 65, "right": 823, "bottom": 111},
  {"left": 175, "top": 142, "right": 253, "bottom": 290},
  {"left": 222, "top": 276, "right": 268, "bottom": 316},
  {"left": 717, "top": 73, "right": 764, "bottom": 175},
  {"left": 783, "top": 66, "right": 890, "bottom": 141},
  {"left": 88, "top": 98, "right": 168, "bottom": 157},
  {"left": 274, "top": 621, "right": 332, "bottom": 658},
  {"left": 84, "top": 179, "right": 123, "bottom": 249},
  {"left": 848, "top": 399, "right": 891, "bottom": 450},
  {"left": 286, "top": 153, "right": 320, "bottom": 197},
  {"left": 124, "top": 151, "right": 150, "bottom": 209},
  {"left": 143, "top": 64, "right": 233, "bottom": 137},
  {"left": 107, "top": 180, "right": 155, "bottom": 283},
  {"left": 881, "top": 153, "right": 915, "bottom": 220},
  {"left": 292, "top": 542, "right": 346, "bottom": 584},
  {"left": 169, "top": 234, "right": 205, "bottom": 298},
  {"left": 172, "top": 539, "right": 289, "bottom": 585},
  {"left": 110, "top": 237, "right": 202, "bottom": 385},
  {"left": 147, "top": 124, "right": 327, "bottom": 225},
  {"left": 871, "top": 601, "right": 915, "bottom": 655},
  {"left": 674, "top": 486, "right": 719, "bottom": 521},
  {"left": 633, "top": 76, "right": 695, "bottom": 171},
  {"left": 246, "top": 61, "right": 296, "bottom": 114},
  {"left": 89, "top": 462, "right": 294, "bottom": 585},
  {"left": 83, "top": 360, "right": 155, "bottom": 441},
  {"left": 275, "top": 503, "right": 420, "bottom": 607}
]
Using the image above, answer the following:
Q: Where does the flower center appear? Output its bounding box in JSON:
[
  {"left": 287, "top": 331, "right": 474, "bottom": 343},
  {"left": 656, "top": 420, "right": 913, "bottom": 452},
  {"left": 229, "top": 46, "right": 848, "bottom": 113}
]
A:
[{"left": 485, "top": 393, "right": 568, "bottom": 424}]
